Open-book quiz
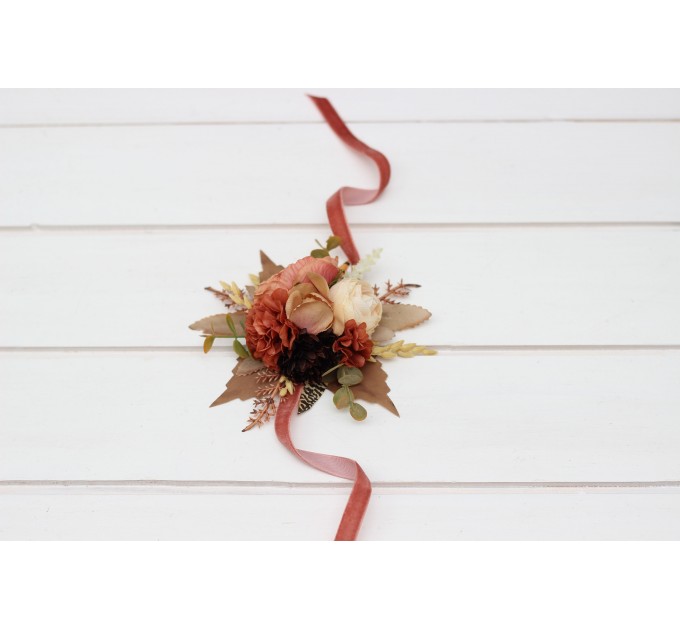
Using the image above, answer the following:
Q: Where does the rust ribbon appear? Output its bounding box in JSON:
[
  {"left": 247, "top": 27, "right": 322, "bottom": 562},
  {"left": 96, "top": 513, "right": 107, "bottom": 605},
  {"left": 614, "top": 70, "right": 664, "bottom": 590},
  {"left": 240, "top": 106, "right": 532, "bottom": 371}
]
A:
[
  {"left": 271, "top": 97, "right": 389, "bottom": 540},
  {"left": 275, "top": 385, "right": 372, "bottom": 541},
  {"left": 308, "top": 95, "right": 391, "bottom": 264}
]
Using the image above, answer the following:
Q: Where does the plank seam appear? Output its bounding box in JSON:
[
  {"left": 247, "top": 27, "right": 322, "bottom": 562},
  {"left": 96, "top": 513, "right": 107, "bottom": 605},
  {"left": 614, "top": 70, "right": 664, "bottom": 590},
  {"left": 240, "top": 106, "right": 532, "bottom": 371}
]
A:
[
  {"left": 1, "top": 119, "right": 680, "bottom": 130},
  {"left": 1, "top": 480, "right": 679, "bottom": 489},
  {"left": 2, "top": 345, "right": 680, "bottom": 354},
  {"left": 2, "top": 222, "right": 680, "bottom": 233}
]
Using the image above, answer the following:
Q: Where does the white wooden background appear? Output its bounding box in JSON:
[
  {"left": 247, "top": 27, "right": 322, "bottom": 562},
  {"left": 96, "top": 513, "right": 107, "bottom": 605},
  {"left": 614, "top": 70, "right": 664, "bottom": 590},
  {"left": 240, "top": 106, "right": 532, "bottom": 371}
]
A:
[{"left": 1, "top": 89, "right": 679, "bottom": 540}]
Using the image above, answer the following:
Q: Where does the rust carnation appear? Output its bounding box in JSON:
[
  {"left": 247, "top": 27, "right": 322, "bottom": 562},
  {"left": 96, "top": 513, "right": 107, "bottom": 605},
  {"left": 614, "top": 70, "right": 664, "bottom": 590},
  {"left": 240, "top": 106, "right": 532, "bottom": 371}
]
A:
[
  {"left": 332, "top": 319, "right": 373, "bottom": 368},
  {"left": 245, "top": 288, "right": 299, "bottom": 369}
]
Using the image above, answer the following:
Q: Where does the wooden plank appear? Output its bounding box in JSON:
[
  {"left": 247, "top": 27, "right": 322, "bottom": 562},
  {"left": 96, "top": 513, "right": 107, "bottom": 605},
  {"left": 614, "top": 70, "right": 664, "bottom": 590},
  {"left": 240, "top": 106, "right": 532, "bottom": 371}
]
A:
[
  {"left": 1, "top": 227, "right": 679, "bottom": 347},
  {"left": 2, "top": 123, "right": 680, "bottom": 226},
  {"left": 1, "top": 89, "right": 678, "bottom": 125},
  {"left": 1, "top": 351, "right": 678, "bottom": 482},
  {"left": 1, "top": 486, "right": 678, "bottom": 540}
]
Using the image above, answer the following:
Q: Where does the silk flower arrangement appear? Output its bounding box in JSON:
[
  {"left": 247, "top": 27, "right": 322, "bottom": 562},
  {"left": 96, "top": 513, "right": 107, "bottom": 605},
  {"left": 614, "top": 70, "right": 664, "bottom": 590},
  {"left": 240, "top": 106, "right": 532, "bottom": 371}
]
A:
[{"left": 189, "top": 96, "right": 435, "bottom": 540}]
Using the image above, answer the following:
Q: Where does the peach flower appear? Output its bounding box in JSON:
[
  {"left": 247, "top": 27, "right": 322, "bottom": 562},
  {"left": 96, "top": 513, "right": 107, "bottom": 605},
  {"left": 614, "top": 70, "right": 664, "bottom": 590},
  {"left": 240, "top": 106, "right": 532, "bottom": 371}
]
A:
[{"left": 285, "top": 273, "right": 334, "bottom": 335}]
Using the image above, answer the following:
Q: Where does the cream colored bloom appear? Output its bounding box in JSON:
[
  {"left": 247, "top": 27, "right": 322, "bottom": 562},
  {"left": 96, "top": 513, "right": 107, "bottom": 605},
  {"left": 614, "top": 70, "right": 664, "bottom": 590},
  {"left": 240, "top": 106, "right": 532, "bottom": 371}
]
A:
[{"left": 329, "top": 278, "right": 382, "bottom": 336}]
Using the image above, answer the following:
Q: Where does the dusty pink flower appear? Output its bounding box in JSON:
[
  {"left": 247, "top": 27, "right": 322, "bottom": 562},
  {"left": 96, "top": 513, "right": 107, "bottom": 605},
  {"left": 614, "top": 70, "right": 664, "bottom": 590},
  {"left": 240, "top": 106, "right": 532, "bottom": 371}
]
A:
[{"left": 256, "top": 255, "right": 339, "bottom": 297}]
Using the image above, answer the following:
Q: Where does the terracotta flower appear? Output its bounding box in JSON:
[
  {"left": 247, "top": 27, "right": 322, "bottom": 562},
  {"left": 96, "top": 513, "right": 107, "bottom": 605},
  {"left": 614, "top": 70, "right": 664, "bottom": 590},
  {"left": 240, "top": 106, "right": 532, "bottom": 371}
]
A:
[
  {"left": 333, "top": 319, "right": 374, "bottom": 368},
  {"left": 245, "top": 288, "right": 299, "bottom": 369}
]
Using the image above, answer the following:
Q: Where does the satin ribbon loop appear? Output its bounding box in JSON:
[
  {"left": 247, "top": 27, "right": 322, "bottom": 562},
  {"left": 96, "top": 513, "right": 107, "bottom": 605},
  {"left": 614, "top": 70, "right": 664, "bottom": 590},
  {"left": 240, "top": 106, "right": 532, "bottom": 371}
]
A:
[
  {"left": 275, "top": 385, "right": 372, "bottom": 541},
  {"left": 308, "top": 95, "right": 391, "bottom": 265}
]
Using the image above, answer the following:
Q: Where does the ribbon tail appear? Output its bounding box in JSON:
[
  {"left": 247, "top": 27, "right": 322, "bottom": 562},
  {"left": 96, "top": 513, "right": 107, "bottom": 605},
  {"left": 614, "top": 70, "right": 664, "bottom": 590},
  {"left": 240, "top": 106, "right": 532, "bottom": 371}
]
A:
[
  {"left": 307, "top": 95, "right": 391, "bottom": 265},
  {"left": 275, "top": 385, "right": 372, "bottom": 541}
]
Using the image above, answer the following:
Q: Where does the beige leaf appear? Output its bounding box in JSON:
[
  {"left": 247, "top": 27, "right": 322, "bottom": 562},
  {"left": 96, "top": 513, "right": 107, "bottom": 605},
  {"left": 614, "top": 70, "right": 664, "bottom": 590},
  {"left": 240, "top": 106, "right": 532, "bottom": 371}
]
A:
[
  {"left": 234, "top": 357, "right": 266, "bottom": 375},
  {"left": 379, "top": 303, "right": 431, "bottom": 332},
  {"left": 259, "top": 251, "right": 284, "bottom": 282},
  {"left": 210, "top": 361, "right": 261, "bottom": 407},
  {"left": 188, "top": 311, "right": 246, "bottom": 336},
  {"left": 371, "top": 325, "right": 395, "bottom": 344},
  {"left": 327, "top": 359, "right": 399, "bottom": 417}
]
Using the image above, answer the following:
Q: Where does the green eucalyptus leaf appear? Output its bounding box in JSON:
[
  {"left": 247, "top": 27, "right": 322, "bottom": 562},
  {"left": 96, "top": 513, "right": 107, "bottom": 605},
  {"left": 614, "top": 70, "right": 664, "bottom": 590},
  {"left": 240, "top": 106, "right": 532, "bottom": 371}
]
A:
[
  {"left": 226, "top": 314, "right": 239, "bottom": 337},
  {"left": 337, "top": 366, "right": 364, "bottom": 386},
  {"left": 233, "top": 339, "right": 249, "bottom": 359},
  {"left": 349, "top": 402, "right": 367, "bottom": 421},
  {"left": 311, "top": 248, "right": 329, "bottom": 259},
  {"left": 326, "top": 235, "right": 342, "bottom": 251},
  {"left": 333, "top": 387, "right": 351, "bottom": 409}
]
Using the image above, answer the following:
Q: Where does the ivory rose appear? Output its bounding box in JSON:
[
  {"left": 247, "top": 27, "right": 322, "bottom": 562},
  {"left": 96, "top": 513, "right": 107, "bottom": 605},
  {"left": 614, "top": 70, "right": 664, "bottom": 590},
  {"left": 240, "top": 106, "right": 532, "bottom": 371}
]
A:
[{"left": 328, "top": 278, "right": 382, "bottom": 336}]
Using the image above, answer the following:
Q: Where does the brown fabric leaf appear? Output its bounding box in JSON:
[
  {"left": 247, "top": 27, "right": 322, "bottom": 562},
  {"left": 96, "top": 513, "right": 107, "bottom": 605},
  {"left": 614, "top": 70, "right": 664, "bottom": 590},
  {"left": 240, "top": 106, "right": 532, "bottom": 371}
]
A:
[
  {"left": 379, "top": 303, "right": 431, "bottom": 333},
  {"left": 210, "top": 361, "right": 261, "bottom": 407},
  {"left": 371, "top": 325, "right": 395, "bottom": 344},
  {"left": 188, "top": 311, "right": 246, "bottom": 336},
  {"left": 328, "top": 359, "right": 399, "bottom": 417},
  {"left": 259, "top": 251, "right": 284, "bottom": 282},
  {"left": 234, "top": 357, "right": 266, "bottom": 375}
]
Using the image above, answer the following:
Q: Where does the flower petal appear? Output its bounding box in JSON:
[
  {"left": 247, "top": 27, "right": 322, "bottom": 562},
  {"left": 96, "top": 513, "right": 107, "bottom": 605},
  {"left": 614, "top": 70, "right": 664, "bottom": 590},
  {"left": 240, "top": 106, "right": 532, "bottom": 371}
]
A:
[
  {"left": 285, "top": 290, "right": 303, "bottom": 318},
  {"left": 289, "top": 300, "right": 334, "bottom": 334},
  {"left": 307, "top": 272, "right": 331, "bottom": 299},
  {"left": 256, "top": 256, "right": 338, "bottom": 297}
]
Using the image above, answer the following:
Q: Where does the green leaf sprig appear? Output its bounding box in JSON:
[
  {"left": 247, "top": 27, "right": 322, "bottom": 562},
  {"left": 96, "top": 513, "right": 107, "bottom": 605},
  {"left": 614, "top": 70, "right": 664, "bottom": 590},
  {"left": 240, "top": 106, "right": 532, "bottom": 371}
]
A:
[
  {"left": 311, "top": 235, "right": 342, "bottom": 259},
  {"left": 331, "top": 366, "right": 367, "bottom": 421},
  {"left": 202, "top": 313, "right": 249, "bottom": 357},
  {"left": 227, "top": 313, "right": 250, "bottom": 358}
]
